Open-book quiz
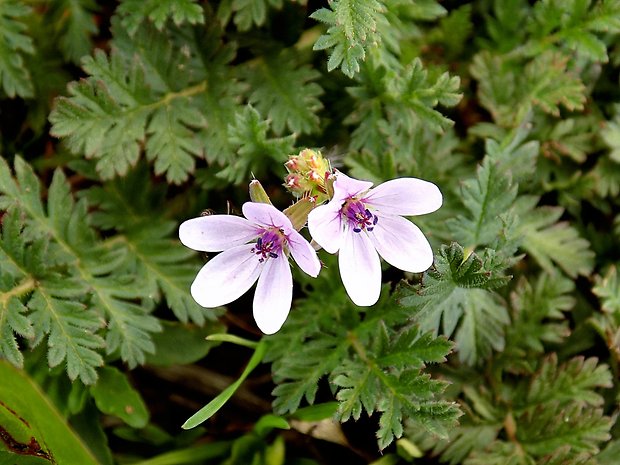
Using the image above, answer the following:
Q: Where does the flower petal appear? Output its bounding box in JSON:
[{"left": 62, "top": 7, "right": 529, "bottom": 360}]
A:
[
  {"left": 339, "top": 227, "right": 381, "bottom": 306},
  {"left": 308, "top": 202, "right": 343, "bottom": 254},
  {"left": 365, "top": 178, "right": 442, "bottom": 216},
  {"left": 333, "top": 170, "right": 373, "bottom": 201},
  {"left": 253, "top": 255, "right": 293, "bottom": 334},
  {"left": 179, "top": 215, "right": 258, "bottom": 252},
  {"left": 287, "top": 229, "right": 321, "bottom": 277},
  {"left": 242, "top": 202, "right": 294, "bottom": 233},
  {"left": 369, "top": 214, "right": 434, "bottom": 273},
  {"left": 190, "top": 244, "right": 262, "bottom": 307}
]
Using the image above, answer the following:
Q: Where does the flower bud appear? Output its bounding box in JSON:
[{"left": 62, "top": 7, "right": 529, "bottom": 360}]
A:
[
  {"left": 249, "top": 180, "right": 272, "bottom": 205},
  {"left": 283, "top": 149, "right": 332, "bottom": 202}
]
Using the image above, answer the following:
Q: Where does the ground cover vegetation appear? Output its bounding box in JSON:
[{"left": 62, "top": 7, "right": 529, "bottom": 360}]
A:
[{"left": 1, "top": 0, "right": 620, "bottom": 464}]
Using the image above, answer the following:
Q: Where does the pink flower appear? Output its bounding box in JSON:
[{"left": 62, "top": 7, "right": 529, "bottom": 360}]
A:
[
  {"left": 179, "top": 202, "right": 320, "bottom": 334},
  {"left": 308, "top": 171, "right": 442, "bottom": 306}
]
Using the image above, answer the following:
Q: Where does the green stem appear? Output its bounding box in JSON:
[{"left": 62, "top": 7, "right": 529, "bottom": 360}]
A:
[
  {"left": 143, "top": 81, "right": 208, "bottom": 112},
  {"left": 0, "top": 277, "right": 36, "bottom": 305}
]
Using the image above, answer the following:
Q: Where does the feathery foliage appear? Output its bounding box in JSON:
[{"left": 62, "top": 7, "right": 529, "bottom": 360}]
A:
[
  {"left": 217, "top": 0, "right": 283, "bottom": 31},
  {"left": 0, "top": 157, "right": 161, "bottom": 380},
  {"left": 117, "top": 0, "right": 204, "bottom": 35},
  {"left": 398, "top": 243, "right": 511, "bottom": 365},
  {"left": 49, "top": 46, "right": 206, "bottom": 184},
  {"left": 240, "top": 50, "right": 323, "bottom": 135},
  {"left": 266, "top": 257, "right": 460, "bottom": 449},
  {"left": 2, "top": 0, "right": 620, "bottom": 463},
  {"left": 311, "top": 0, "right": 386, "bottom": 77},
  {"left": 0, "top": 1, "right": 34, "bottom": 98},
  {"left": 411, "top": 355, "right": 613, "bottom": 465},
  {"left": 82, "top": 167, "right": 218, "bottom": 325},
  {"left": 47, "top": 0, "right": 99, "bottom": 64}
]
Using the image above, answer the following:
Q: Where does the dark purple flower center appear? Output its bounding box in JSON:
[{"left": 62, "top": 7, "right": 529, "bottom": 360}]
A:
[
  {"left": 251, "top": 228, "right": 285, "bottom": 262},
  {"left": 342, "top": 198, "right": 378, "bottom": 233}
]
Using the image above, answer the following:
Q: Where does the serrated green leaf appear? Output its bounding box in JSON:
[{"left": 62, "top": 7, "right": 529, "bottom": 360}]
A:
[
  {"left": 49, "top": 51, "right": 149, "bottom": 179},
  {"left": 471, "top": 51, "right": 586, "bottom": 126},
  {"left": 117, "top": 0, "right": 204, "bottom": 36},
  {"left": 0, "top": 207, "right": 105, "bottom": 383},
  {"left": 219, "top": 105, "right": 295, "bottom": 184},
  {"left": 515, "top": 196, "right": 595, "bottom": 277},
  {"left": 504, "top": 273, "right": 574, "bottom": 359},
  {"left": 48, "top": 0, "right": 98, "bottom": 63},
  {"left": 524, "top": 0, "right": 620, "bottom": 62},
  {"left": 455, "top": 290, "right": 509, "bottom": 365},
  {"left": 398, "top": 243, "right": 511, "bottom": 365},
  {"left": 272, "top": 335, "right": 347, "bottom": 414},
  {"left": 50, "top": 39, "right": 209, "bottom": 184},
  {"left": 311, "top": 0, "right": 385, "bottom": 77},
  {"left": 216, "top": 0, "right": 282, "bottom": 31},
  {"left": 447, "top": 157, "right": 517, "bottom": 249},
  {"left": 241, "top": 50, "right": 323, "bottom": 135},
  {"left": 145, "top": 100, "right": 205, "bottom": 184},
  {"left": 524, "top": 355, "right": 612, "bottom": 409},
  {"left": 0, "top": 1, "right": 34, "bottom": 98},
  {"left": 333, "top": 324, "right": 458, "bottom": 449},
  {"left": 593, "top": 265, "right": 620, "bottom": 314},
  {"left": 518, "top": 403, "right": 611, "bottom": 456},
  {"left": 0, "top": 157, "right": 160, "bottom": 375}
]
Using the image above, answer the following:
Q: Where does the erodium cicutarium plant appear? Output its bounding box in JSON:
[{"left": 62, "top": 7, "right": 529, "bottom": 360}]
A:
[{"left": 3, "top": 2, "right": 620, "bottom": 461}]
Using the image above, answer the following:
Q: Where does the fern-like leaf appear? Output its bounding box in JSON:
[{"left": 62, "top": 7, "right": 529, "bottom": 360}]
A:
[
  {"left": 471, "top": 51, "right": 586, "bottom": 126},
  {"left": 47, "top": 0, "right": 98, "bottom": 63},
  {"left": 0, "top": 1, "right": 34, "bottom": 97},
  {"left": 217, "top": 0, "right": 283, "bottom": 31},
  {"left": 526, "top": 0, "right": 620, "bottom": 62},
  {"left": 145, "top": 100, "right": 205, "bottom": 184},
  {"left": 218, "top": 105, "right": 295, "bottom": 184},
  {"left": 591, "top": 265, "right": 620, "bottom": 358},
  {"left": 311, "top": 0, "right": 386, "bottom": 77},
  {"left": 49, "top": 38, "right": 210, "bottom": 184},
  {"left": 398, "top": 243, "right": 511, "bottom": 364},
  {"left": 85, "top": 177, "right": 217, "bottom": 325},
  {"left": 447, "top": 157, "right": 517, "bottom": 250},
  {"left": 515, "top": 196, "right": 595, "bottom": 277},
  {"left": 503, "top": 274, "right": 574, "bottom": 364},
  {"left": 49, "top": 50, "right": 150, "bottom": 179},
  {"left": 347, "top": 59, "right": 461, "bottom": 154},
  {"left": 241, "top": 50, "right": 323, "bottom": 135},
  {"left": 0, "top": 208, "right": 105, "bottom": 383},
  {"left": 0, "top": 156, "right": 161, "bottom": 371},
  {"left": 267, "top": 256, "right": 459, "bottom": 449},
  {"left": 332, "top": 324, "right": 459, "bottom": 449},
  {"left": 117, "top": 0, "right": 204, "bottom": 36}
]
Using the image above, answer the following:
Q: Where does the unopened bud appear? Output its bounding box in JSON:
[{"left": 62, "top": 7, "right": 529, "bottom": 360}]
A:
[
  {"left": 249, "top": 180, "right": 272, "bottom": 205},
  {"left": 286, "top": 174, "right": 301, "bottom": 189},
  {"left": 285, "top": 159, "right": 298, "bottom": 171},
  {"left": 283, "top": 148, "right": 332, "bottom": 201}
]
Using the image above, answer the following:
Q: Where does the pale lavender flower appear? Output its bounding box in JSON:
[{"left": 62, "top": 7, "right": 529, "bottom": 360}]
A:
[
  {"left": 308, "top": 171, "right": 442, "bottom": 306},
  {"left": 179, "top": 202, "right": 320, "bottom": 334}
]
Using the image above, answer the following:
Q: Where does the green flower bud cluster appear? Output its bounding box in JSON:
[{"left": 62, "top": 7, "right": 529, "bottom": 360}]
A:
[{"left": 284, "top": 149, "right": 332, "bottom": 201}]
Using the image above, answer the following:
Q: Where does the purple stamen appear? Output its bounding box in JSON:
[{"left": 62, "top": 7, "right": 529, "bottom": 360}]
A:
[
  {"left": 251, "top": 228, "right": 285, "bottom": 262},
  {"left": 342, "top": 199, "right": 378, "bottom": 233}
]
